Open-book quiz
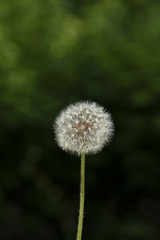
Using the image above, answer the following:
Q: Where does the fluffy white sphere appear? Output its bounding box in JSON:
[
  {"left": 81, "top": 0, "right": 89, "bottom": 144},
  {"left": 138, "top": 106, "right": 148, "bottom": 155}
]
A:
[{"left": 54, "top": 101, "right": 114, "bottom": 155}]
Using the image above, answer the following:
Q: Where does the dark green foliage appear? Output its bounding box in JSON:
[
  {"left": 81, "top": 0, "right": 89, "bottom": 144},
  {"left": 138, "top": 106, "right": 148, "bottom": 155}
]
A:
[{"left": 0, "top": 0, "right": 160, "bottom": 239}]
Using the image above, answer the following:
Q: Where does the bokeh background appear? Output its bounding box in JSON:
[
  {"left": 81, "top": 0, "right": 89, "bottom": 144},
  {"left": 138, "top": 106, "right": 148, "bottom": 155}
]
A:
[{"left": 0, "top": 0, "right": 160, "bottom": 239}]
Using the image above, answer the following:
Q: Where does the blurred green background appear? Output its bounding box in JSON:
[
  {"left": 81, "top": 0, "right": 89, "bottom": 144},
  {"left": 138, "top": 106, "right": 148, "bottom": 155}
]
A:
[{"left": 0, "top": 0, "right": 160, "bottom": 239}]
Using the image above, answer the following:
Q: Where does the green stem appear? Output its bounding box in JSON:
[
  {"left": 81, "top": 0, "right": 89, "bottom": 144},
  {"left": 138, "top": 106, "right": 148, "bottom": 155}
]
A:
[{"left": 76, "top": 152, "right": 85, "bottom": 240}]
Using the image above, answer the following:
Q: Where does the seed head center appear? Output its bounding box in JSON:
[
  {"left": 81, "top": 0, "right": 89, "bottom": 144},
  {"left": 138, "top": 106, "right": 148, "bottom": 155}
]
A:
[{"left": 75, "top": 120, "right": 93, "bottom": 133}]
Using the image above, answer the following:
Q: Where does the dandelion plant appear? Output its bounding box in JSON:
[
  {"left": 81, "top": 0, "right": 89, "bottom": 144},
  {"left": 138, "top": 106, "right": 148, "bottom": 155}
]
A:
[{"left": 54, "top": 101, "right": 114, "bottom": 240}]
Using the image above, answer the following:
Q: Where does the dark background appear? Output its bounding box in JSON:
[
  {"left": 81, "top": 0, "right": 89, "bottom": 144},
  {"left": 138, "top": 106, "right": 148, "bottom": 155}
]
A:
[{"left": 0, "top": 0, "right": 160, "bottom": 239}]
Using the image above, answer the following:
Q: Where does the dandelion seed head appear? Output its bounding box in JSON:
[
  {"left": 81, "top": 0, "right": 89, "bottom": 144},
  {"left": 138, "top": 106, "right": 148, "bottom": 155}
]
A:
[{"left": 54, "top": 101, "right": 114, "bottom": 155}]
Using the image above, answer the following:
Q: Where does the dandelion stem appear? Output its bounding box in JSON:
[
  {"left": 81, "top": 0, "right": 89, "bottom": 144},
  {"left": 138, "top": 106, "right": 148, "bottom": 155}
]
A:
[{"left": 76, "top": 152, "right": 85, "bottom": 240}]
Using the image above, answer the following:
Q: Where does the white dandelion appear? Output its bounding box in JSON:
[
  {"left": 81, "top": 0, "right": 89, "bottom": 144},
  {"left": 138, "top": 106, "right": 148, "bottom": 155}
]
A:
[
  {"left": 54, "top": 101, "right": 114, "bottom": 240},
  {"left": 54, "top": 101, "right": 114, "bottom": 155}
]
